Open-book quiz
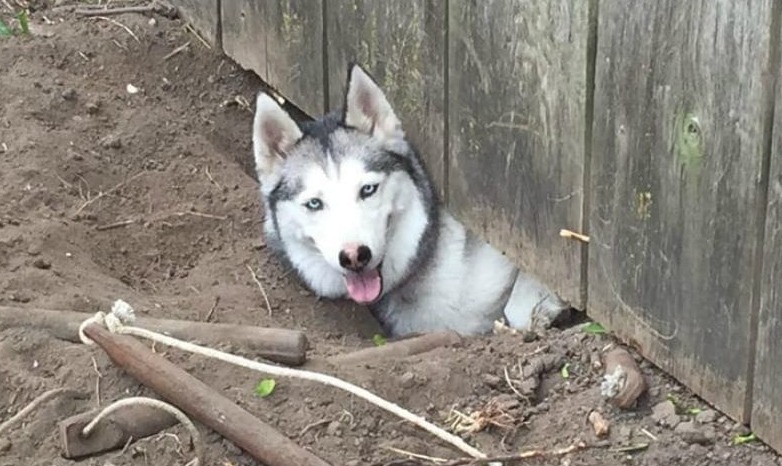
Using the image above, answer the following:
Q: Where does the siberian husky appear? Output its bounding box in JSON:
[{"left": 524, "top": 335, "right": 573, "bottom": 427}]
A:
[{"left": 251, "top": 63, "right": 571, "bottom": 337}]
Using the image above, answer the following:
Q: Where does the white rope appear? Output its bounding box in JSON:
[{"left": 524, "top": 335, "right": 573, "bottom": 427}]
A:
[
  {"left": 82, "top": 397, "right": 202, "bottom": 466},
  {"left": 80, "top": 299, "right": 489, "bottom": 461},
  {"left": 0, "top": 388, "right": 83, "bottom": 437}
]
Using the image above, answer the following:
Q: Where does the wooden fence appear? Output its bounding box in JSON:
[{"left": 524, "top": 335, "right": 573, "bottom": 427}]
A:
[{"left": 172, "top": 0, "right": 782, "bottom": 453}]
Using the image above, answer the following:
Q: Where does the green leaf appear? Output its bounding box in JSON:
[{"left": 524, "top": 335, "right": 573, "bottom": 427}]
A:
[
  {"left": 16, "top": 9, "right": 28, "bottom": 35},
  {"left": 686, "top": 407, "right": 702, "bottom": 415},
  {"left": 560, "top": 363, "right": 571, "bottom": 379},
  {"left": 372, "top": 333, "right": 387, "bottom": 346},
  {"left": 582, "top": 322, "right": 606, "bottom": 335},
  {"left": 0, "top": 18, "right": 12, "bottom": 37},
  {"left": 733, "top": 432, "right": 758, "bottom": 446},
  {"left": 254, "top": 378, "right": 276, "bottom": 398}
]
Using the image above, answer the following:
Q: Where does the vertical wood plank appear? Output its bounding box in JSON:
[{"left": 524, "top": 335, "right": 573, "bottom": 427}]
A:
[
  {"left": 325, "top": 0, "right": 446, "bottom": 195},
  {"left": 222, "top": 0, "right": 324, "bottom": 115},
  {"left": 752, "top": 1, "right": 782, "bottom": 447},
  {"left": 447, "top": 0, "right": 588, "bottom": 306},
  {"left": 170, "top": 0, "right": 220, "bottom": 46},
  {"left": 589, "top": 0, "right": 774, "bottom": 422}
]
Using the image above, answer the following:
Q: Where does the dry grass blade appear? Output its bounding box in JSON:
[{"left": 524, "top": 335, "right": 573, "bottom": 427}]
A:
[
  {"left": 92, "top": 16, "right": 140, "bottom": 43},
  {"left": 73, "top": 172, "right": 145, "bottom": 217},
  {"left": 246, "top": 264, "right": 273, "bottom": 316}
]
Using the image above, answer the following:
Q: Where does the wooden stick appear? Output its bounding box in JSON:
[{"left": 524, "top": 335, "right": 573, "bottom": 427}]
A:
[
  {"left": 0, "top": 306, "right": 308, "bottom": 366},
  {"left": 81, "top": 323, "right": 332, "bottom": 466},
  {"left": 59, "top": 405, "right": 178, "bottom": 459},
  {"left": 327, "top": 331, "right": 463, "bottom": 365}
]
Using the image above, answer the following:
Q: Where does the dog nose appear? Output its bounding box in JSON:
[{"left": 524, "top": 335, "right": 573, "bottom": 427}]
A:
[{"left": 339, "top": 244, "right": 372, "bottom": 271}]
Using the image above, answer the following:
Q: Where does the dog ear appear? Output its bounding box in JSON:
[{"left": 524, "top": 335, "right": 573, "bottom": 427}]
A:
[
  {"left": 253, "top": 92, "right": 303, "bottom": 181},
  {"left": 343, "top": 63, "right": 404, "bottom": 141}
]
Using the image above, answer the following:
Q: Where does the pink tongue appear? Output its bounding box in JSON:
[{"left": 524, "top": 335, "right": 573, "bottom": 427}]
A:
[{"left": 344, "top": 269, "right": 382, "bottom": 303}]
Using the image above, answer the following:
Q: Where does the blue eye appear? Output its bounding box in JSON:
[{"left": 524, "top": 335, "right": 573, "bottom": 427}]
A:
[
  {"left": 304, "top": 198, "right": 323, "bottom": 211},
  {"left": 359, "top": 183, "right": 379, "bottom": 199}
]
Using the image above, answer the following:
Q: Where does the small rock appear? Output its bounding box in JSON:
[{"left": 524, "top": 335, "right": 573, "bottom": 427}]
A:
[
  {"left": 675, "top": 421, "right": 713, "bottom": 445},
  {"left": 326, "top": 420, "right": 342, "bottom": 437},
  {"left": 100, "top": 134, "right": 122, "bottom": 149},
  {"left": 61, "top": 88, "right": 77, "bottom": 101},
  {"left": 399, "top": 371, "right": 416, "bottom": 389},
  {"left": 148, "top": 17, "right": 157, "bottom": 27},
  {"left": 32, "top": 258, "right": 51, "bottom": 270},
  {"left": 695, "top": 409, "right": 718, "bottom": 424},
  {"left": 481, "top": 373, "right": 501, "bottom": 388},
  {"left": 0, "top": 438, "right": 11, "bottom": 452},
  {"left": 651, "top": 400, "right": 680, "bottom": 428},
  {"left": 27, "top": 241, "right": 43, "bottom": 256},
  {"left": 86, "top": 100, "right": 101, "bottom": 115}
]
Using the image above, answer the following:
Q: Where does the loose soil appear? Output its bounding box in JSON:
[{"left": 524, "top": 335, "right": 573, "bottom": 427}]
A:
[{"left": 1, "top": 3, "right": 780, "bottom": 466}]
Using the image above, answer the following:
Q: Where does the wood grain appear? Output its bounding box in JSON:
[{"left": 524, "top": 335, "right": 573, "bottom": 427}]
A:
[
  {"left": 325, "top": 0, "right": 447, "bottom": 195},
  {"left": 447, "top": 0, "right": 589, "bottom": 306},
  {"left": 221, "top": 0, "right": 324, "bottom": 115},
  {"left": 589, "top": 0, "right": 775, "bottom": 423}
]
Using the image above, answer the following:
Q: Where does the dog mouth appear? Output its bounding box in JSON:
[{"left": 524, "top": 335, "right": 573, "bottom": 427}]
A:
[{"left": 344, "top": 262, "right": 383, "bottom": 304}]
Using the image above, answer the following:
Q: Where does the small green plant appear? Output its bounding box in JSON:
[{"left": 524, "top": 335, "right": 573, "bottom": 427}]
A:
[
  {"left": 733, "top": 432, "right": 758, "bottom": 446},
  {"left": 560, "top": 363, "right": 571, "bottom": 379},
  {"left": 372, "top": 333, "right": 387, "bottom": 346},
  {"left": 582, "top": 322, "right": 606, "bottom": 335},
  {"left": 0, "top": 9, "right": 29, "bottom": 37},
  {"left": 254, "top": 378, "right": 277, "bottom": 398}
]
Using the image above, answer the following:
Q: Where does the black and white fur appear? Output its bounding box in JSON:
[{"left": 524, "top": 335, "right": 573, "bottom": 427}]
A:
[{"left": 252, "top": 63, "right": 569, "bottom": 337}]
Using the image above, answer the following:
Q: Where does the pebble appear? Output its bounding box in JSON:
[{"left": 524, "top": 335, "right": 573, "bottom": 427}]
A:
[
  {"left": 399, "top": 371, "right": 416, "bottom": 389},
  {"left": 674, "top": 421, "right": 714, "bottom": 445},
  {"left": 61, "top": 88, "right": 77, "bottom": 101},
  {"left": 481, "top": 373, "right": 501, "bottom": 388},
  {"left": 32, "top": 258, "right": 51, "bottom": 270},
  {"left": 326, "top": 420, "right": 342, "bottom": 437},
  {"left": 86, "top": 100, "right": 101, "bottom": 115},
  {"left": 100, "top": 134, "right": 122, "bottom": 149},
  {"left": 652, "top": 400, "right": 680, "bottom": 428},
  {"left": 695, "top": 409, "right": 718, "bottom": 424}
]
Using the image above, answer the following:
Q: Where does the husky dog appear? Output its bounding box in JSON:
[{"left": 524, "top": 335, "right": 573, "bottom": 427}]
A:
[{"left": 252, "top": 64, "right": 570, "bottom": 337}]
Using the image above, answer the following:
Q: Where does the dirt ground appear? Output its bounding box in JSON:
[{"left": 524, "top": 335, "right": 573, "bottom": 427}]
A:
[{"left": 0, "top": 3, "right": 781, "bottom": 466}]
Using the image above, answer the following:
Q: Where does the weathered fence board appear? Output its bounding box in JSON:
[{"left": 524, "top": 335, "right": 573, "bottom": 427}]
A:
[
  {"left": 589, "top": 0, "right": 775, "bottom": 422},
  {"left": 222, "top": 0, "right": 324, "bottom": 115},
  {"left": 325, "top": 0, "right": 447, "bottom": 195},
  {"left": 752, "top": 20, "right": 782, "bottom": 448},
  {"left": 447, "top": 0, "right": 588, "bottom": 307},
  {"left": 170, "top": 0, "right": 220, "bottom": 47}
]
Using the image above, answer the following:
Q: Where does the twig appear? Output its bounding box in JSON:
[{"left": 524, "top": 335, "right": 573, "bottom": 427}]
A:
[
  {"left": 639, "top": 427, "right": 658, "bottom": 441},
  {"left": 76, "top": 5, "right": 153, "bottom": 16},
  {"left": 299, "top": 419, "right": 331, "bottom": 437},
  {"left": 185, "top": 23, "right": 211, "bottom": 49},
  {"left": 204, "top": 166, "right": 221, "bottom": 189},
  {"left": 96, "top": 219, "right": 135, "bottom": 231},
  {"left": 73, "top": 172, "right": 144, "bottom": 217},
  {"left": 441, "top": 441, "right": 606, "bottom": 465},
  {"left": 163, "top": 41, "right": 191, "bottom": 61},
  {"left": 246, "top": 264, "right": 273, "bottom": 316},
  {"left": 75, "top": 2, "right": 177, "bottom": 18},
  {"left": 502, "top": 366, "right": 525, "bottom": 400},
  {"left": 92, "top": 16, "right": 141, "bottom": 43},
  {"left": 204, "top": 296, "right": 219, "bottom": 322},
  {"left": 559, "top": 228, "right": 590, "bottom": 243},
  {"left": 91, "top": 356, "right": 103, "bottom": 407},
  {"left": 383, "top": 446, "right": 448, "bottom": 464},
  {"left": 0, "top": 388, "right": 84, "bottom": 436}
]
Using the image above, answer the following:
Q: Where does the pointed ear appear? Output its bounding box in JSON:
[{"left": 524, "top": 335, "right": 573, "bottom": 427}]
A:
[
  {"left": 252, "top": 92, "right": 303, "bottom": 181},
  {"left": 343, "top": 64, "right": 404, "bottom": 140}
]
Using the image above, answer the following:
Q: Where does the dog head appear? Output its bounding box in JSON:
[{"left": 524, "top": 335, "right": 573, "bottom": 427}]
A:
[{"left": 252, "top": 64, "right": 436, "bottom": 304}]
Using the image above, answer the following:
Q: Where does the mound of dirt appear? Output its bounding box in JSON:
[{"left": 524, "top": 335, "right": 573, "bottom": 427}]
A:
[{"left": 0, "top": 3, "right": 780, "bottom": 466}]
